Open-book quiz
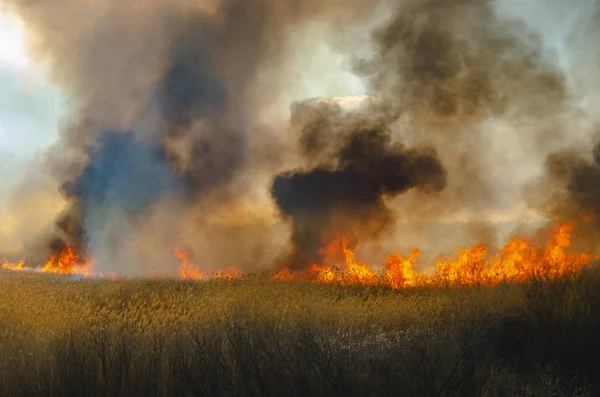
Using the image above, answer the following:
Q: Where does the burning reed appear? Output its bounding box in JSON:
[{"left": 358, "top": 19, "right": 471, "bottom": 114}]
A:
[
  {"left": 2, "top": 0, "right": 600, "bottom": 393},
  {"left": 2, "top": 219, "right": 596, "bottom": 290},
  {"left": 2, "top": 0, "right": 599, "bottom": 280},
  {"left": 1, "top": 266, "right": 600, "bottom": 396}
]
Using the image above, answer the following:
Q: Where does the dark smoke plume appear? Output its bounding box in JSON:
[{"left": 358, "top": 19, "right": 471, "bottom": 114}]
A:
[
  {"left": 159, "top": 3, "right": 273, "bottom": 198},
  {"left": 528, "top": 141, "right": 600, "bottom": 252},
  {"left": 357, "top": 0, "right": 566, "bottom": 121},
  {"left": 272, "top": 100, "right": 447, "bottom": 268},
  {"left": 4, "top": 0, "right": 598, "bottom": 273},
  {"left": 350, "top": 0, "right": 570, "bottom": 233},
  {"left": 271, "top": 0, "right": 572, "bottom": 268},
  {"left": 2, "top": 0, "right": 382, "bottom": 272},
  {"left": 49, "top": 3, "right": 263, "bottom": 262}
]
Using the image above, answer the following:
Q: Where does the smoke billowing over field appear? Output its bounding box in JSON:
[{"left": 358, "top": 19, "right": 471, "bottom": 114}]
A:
[{"left": 2, "top": 0, "right": 600, "bottom": 280}]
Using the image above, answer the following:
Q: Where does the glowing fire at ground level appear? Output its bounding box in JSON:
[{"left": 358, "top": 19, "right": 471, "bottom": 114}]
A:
[
  {"left": 1, "top": 246, "right": 94, "bottom": 277},
  {"left": 1, "top": 221, "right": 597, "bottom": 288},
  {"left": 273, "top": 221, "right": 597, "bottom": 288}
]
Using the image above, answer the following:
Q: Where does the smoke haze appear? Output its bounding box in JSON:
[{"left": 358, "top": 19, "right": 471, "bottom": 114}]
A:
[{"left": 1, "top": 0, "right": 600, "bottom": 274}]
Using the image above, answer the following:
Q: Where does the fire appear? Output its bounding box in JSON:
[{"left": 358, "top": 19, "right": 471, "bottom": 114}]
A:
[
  {"left": 342, "top": 240, "right": 379, "bottom": 285},
  {"left": 175, "top": 246, "right": 245, "bottom": 281},
  {"left": 42, "top": 245, "right": 92, "bottom": 276},
  {"left": 273, "top": 237, "right": 416, "bottom": 286},
  {"left": 2, "top": 222, "right": 596, "bottom": 287},
  {"left": 1, "top": 260, "right": 25, "bottom": 272},
  {"left": 0, "top": 244, "right": 246, "bottom": 281},
  {"left": 384, "top": 249, "right": 422, "bottom": 288},
  {"left": 271, "top": 267, "right": 296, "bottom": 281},
  {"left": 275, "top": 238, "right": 380, "bottom": 285},
  {"left": 175, "top": 246, "right": 204, "bottom": 281},
  {"left": 273, "top": 222, "right": 599, "bottom": 288},
  {"left": 1, "top": 246, "right": 91, "bottom": 276},
  {"left": 544, "top": 222, "right": 593, "bottom": 276}
]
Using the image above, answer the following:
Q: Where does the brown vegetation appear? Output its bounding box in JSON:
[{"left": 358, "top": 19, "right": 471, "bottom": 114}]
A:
[{"left": 1, "top": 267, "right": 599, "bottom": 396}]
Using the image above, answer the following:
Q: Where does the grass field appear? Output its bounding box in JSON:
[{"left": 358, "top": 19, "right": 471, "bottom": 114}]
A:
[{"left": 1, "top": 268, "right": 600, "bottom": 397}]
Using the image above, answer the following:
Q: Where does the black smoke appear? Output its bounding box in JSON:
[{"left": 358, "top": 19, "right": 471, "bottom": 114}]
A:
[
  {"left": 159, "top": 3, "right": 271, "bottom": 199},
  {"left": 542, "top": 142, "right": 600, "bottom": 223},
  {"left": 32, "top": 0, "right": 384, "bottom": 271},
  {"left": 524, "top": 141, "right": 600, "bottom": 253},
  {"left": 4, "top": 0, "right": 590, "bottom": 273},
  {"left": 272, "top": 101, "right": 447, "bottom": 268},
  {"left": 356, "top": 0, "right": 566, "bottom": 121}
]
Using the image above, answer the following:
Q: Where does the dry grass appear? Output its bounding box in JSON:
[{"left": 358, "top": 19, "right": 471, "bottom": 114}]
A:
[{"left": 1, "top": 268, "right": 599, "bottom": 396}]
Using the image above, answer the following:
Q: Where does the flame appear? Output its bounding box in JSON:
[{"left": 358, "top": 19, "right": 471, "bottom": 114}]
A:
[
  {"left": 1, "top": 259, "right": 25, "bottom": 271},
  {"left": 2, "top": 221, "right": 596, "bottom": 287},
  {"left": 98, "top": 272, "right": 119, "bottom": 282},
  {"left": 175, "top": 246, "right": 204, "bottom": 280},
  {"left": 271, "top": 267, "right": 296, "bottom": 281},
  {"left": 42, "top": 246, "right": 92, "bottom": 276},
  {"left": 273, "top": 222, "right": 599, "bottom": 288},
  {"left": 384, "top": 249, "right": 422, "bottom": 288},
  {"left": 276, "top": 238, "right": 388, "bottom": 287},
  {"left": 432, "top": 222, "right": 596, "bottom": 285},
  {"left": 298, "top": 238, "right": 379, "bottom": 285},
  {"left": 0, "top": 246, "right": 92, "bottom": 276},
  {"left": 174, "top": 246, "right": 245, "bottom": 281}
]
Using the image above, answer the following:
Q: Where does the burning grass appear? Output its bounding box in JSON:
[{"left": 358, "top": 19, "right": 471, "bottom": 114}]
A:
[
  {"left": 0, "top": 220, "right": 598, "bottom": 396},
  {"left": 272, "top": 221, "right": 597, "bottom": 289},
  {"left": 2, "top": 221, "right": 596, "bottom": 289},
  {"left": 1, "top": 267, "right": 600, "bottom": 396}
]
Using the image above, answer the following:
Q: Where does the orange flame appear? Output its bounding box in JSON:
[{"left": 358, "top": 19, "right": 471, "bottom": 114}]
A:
[
  {"left": 174, "top": 246, "right": 245, "bottom": 281},
  {"left": 0, "top": 246, "right": 92, "bottom": 276},
  {"left": 212, "top": 267, "right": 246, "bottom": 280},
  {"left": 384, "top": 249, "right": 422, "bottom": 288},
  {"left": 2, "top": 222, "right": 596, "bottom": 287},
  {"left": 432, "top": 222, "right": 595, "bottom": 285},
  {"left": 175, "top": 246, "right": 204, "bottom": 280},
  {"left": 42, "top": 246, "right": 92, "bottom": 276},
  {"left": 1, "top": 260, "right": 25, "bottom": 272},
  {"left": 271, "top": 267, "right": 296, "bottom": 281},
  {"left": 273, "top": 222, "right": 599, "bottom": 288}
]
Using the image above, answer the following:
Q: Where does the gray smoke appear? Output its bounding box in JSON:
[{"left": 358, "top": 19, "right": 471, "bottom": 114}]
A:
[
  {"left": 1, "top": 0, "right": 382, "bottom": 274},
  {"left": 2, "top": 0, "right": 600, "bottom": 274}
]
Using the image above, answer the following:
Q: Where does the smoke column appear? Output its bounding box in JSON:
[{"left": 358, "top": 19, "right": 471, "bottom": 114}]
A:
[
  {"left": 2, "top": 0, "right": 600, "bottom": 273},
  {"left": 272, "top": 98, "right": 447, "bottom": 268},
  {"left": 270, "top": 0, "right": 581, "bottom": 266},
  {"left": 1, "top": 0, "right": 383, "bottom": 273}
]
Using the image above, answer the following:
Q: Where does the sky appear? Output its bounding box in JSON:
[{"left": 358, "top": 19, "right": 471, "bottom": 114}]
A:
[{"left": 0, "top": 10, "right": 66, "bottom": 187}]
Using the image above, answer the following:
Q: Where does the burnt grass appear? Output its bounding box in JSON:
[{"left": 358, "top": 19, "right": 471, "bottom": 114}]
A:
[{"left": 1, "top": 267, "right": 600, "bottom": 396}]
